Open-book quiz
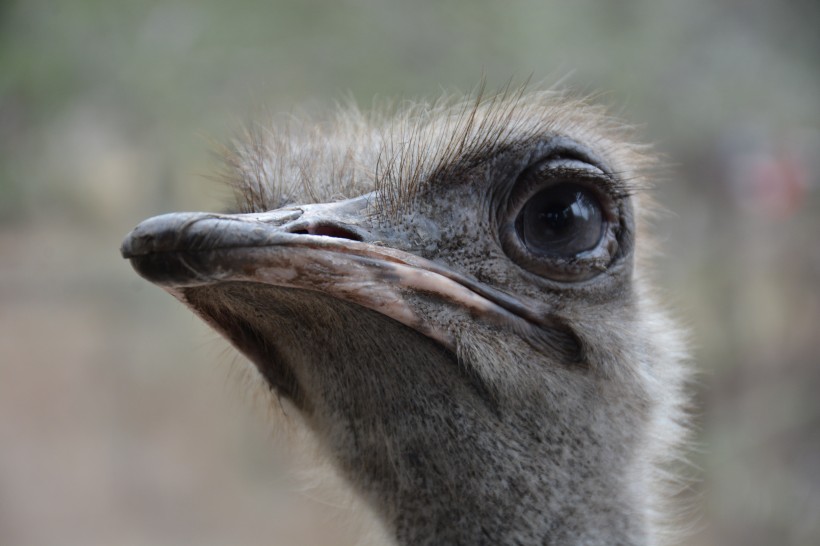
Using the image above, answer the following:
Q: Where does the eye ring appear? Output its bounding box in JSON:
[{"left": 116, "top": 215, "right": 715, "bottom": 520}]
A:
[{"left": 500, "top": 157, "right": 621, "bottom": 282}]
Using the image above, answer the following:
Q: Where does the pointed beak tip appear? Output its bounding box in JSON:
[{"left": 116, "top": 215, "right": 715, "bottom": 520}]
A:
[{"left": 120, "top": 239, "right": 132, "bottom": 259}]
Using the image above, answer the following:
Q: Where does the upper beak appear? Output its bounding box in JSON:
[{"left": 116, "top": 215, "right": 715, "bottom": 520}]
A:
[{"left": 121, "top": 193, "right": 376, "bottom": 278}]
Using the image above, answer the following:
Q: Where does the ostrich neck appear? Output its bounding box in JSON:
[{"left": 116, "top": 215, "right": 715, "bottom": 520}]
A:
[
  {"left": 317, "top": 358, "right": 650, "bottom": 546},
  {"left": 181, "top": 284, "right": 649, "bottom": 545},
  {"left": 331, "top": 402, "right": 649, "bottom": 546}
]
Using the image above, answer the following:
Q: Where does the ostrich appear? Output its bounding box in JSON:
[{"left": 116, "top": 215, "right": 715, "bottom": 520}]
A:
[{"left": 121, "top": 88, "right": 689, "bottom": 545}]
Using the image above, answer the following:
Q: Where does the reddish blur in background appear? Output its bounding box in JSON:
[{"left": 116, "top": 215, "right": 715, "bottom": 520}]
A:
[{"left": 1, "top": 1, "right": 819, "bottom": 545}]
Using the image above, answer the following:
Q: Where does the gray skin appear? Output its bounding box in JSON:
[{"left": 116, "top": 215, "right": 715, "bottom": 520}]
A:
[{"left": 122, "top": 95, "right": 687, "bottom": 546}]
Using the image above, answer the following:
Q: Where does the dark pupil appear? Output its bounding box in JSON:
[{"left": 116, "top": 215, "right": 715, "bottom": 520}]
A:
[{"left": 519, "top": 184, "right": 604, "bottom": 256}]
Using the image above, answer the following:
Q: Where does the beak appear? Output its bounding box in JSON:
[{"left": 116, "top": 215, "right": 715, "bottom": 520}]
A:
[{"left": 122, "top": 194, "right": 573, "bottom": 358}]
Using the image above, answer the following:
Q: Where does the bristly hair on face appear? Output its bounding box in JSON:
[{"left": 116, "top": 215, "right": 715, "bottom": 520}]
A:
[{"left": 215, "top": 82, "right": 659, "bottom": 222}]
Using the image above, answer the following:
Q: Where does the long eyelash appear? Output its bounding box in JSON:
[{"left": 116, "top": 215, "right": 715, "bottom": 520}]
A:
[
  {"left": 551, "top": 168, "right": 648, "bottom": 200},
  {"left": 215, "top": 84, "right": 660, "bottom": 216}
]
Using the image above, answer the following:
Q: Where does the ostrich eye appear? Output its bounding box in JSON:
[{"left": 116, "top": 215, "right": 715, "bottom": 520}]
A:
[
  {"left": 500, "top": 151, "right": 624, "bottom": 282},
  {"left": 517, "top": 183, "right": 604, "bottom": 257}
]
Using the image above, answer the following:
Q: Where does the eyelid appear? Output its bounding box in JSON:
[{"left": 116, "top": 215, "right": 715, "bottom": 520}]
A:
[
  {"left": 509, "top": 163, "right": 618, "bottom": 221},
  {"left": 531, "top": 158, "right": 605, "bottom": 177},
  {"left": 523, "top": 152, "right": 634, "bottom": 203}
]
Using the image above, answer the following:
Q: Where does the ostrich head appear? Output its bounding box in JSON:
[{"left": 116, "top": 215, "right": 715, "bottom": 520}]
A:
[{"left": 121, "top": 88, "right": 688, "bottom": 545}]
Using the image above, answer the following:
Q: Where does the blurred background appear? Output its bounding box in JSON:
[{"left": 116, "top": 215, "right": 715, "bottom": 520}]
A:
[{"left": 1, "top": 0, "right": 819, "bottom": 544}]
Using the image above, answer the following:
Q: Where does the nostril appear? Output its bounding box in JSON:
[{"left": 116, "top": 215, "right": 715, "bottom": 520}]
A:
[
  {"left": 289, "top": 224, "right": 363, "bottom": 241},
  {"left": 309, "top": 225, "right": 364, "bottom": 241}
]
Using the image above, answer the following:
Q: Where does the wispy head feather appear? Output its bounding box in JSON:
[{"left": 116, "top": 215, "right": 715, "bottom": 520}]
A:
[{"left": 217, "top": 83, "right": 658, "bottom": 219}]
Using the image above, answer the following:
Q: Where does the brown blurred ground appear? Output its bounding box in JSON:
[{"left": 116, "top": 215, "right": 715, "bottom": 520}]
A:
[{"left": 1, "top": 1, "right": 819, "bottom": 544}]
